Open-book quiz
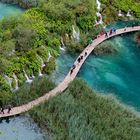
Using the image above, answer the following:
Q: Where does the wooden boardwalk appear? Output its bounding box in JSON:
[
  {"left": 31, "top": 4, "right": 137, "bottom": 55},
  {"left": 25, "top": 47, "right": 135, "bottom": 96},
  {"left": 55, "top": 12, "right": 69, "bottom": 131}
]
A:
[{"left": 1, "top": 26, "right": 140, "bottom": 118}]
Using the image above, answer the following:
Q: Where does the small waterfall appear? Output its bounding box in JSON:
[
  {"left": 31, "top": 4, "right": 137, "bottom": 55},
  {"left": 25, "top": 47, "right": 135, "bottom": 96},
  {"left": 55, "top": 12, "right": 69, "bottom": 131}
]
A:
[
  {"left": 72, "top": 25, "right": 80, "bottom": 41},
  {"left": 38, "top": 55, "right": 45, "bottom": 68},
  {"left": 60, "top": 37, "right": 66, "bottom": 51},
  {"left": 23, "top": 70, "right": 32, "bottom": 83},
  {"left": 31, "top": 73, "right": 35, "bottom": 79},
  {"left": 118, "top": 10, "right": 124, "bottom": 17},
  {"left": 126, "top": 11, "right": 132, "bottom": 17},
  {"left": 96, "top": 0, "right": 101, "bottom": 11},
  {"left": 38, "top": 69, "right": 43, "bottom": 76},
  {"left": 4, "top": 75, "right": 13, "bottom": 90},
  {"left": 13, "top": 73, "right": 19, "bottom": 90},
  {"left": 47, "top": 52, "right": 52, "bottom": 62},
  {"left": 95, "top": 0, "right": 103, "bottom": 25}
]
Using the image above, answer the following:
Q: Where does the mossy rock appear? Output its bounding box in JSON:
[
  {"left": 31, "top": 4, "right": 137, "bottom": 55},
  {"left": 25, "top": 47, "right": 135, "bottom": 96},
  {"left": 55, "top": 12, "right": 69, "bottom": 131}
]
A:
[
  {"left": 134, "top": 32, "right": 140, "bottom": 45},
  {"left": 93, "top": 41, "right": 118, "bottom": 56}
]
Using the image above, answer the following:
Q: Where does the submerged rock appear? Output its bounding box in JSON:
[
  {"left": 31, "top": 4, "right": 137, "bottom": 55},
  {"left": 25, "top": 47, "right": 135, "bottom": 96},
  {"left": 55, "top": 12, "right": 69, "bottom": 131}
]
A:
[
  {"left": 93, "top": 41, "right": 118, "bottom": 55},
  {"left": 134, "top": 32, "right": 140, "bottom": 45}
]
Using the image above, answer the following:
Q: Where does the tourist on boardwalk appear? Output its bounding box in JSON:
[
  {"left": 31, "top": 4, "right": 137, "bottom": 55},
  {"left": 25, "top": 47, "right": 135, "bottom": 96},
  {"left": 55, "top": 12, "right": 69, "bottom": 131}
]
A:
[
  {"left": 72, "top": 64, "right": 76, "bottom": 70},
  {"left": 101, "top": 31, "right": 105, "bottom": 36},
  {"left": 112, "top": 28, "right": 116, "bottom": 34},
  {"left": 124, "top": 26, "right": 127, "bottom": 31},
  {"left": 70, "top": 69, "right": 73, "bottom": 75},
  {"left": 85, "top": 52, "right": 87, "bottom": 57},
  {"left": 80, "top": 55, "right": 83, "bottom": 60},
  {"left": 109, "top": 28, "right": 113, "bottom": 35},
  {"left": 1, "top": 107, "right": 4, "bottom": 114},
  {"left": 77, "top": 57, "right": 81, "bottom": 63},
  {"left": 7, "top": 105, "right": 12, "bottom": 114},
  {"left": 105, "top": 32, "right": 108, "bottom": 38}
]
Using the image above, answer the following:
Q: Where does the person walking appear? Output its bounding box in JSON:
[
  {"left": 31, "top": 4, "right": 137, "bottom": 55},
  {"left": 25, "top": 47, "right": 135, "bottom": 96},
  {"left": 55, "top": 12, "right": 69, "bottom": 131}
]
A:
[
  {"left": 7, "top": 105, "right": 11, "bottom": 114},
  {"left": 105, "top": 32, "right": 108, "bottom": 38},
  {"left": 1, "top": 107, "right": 4, "bottom": 114}
]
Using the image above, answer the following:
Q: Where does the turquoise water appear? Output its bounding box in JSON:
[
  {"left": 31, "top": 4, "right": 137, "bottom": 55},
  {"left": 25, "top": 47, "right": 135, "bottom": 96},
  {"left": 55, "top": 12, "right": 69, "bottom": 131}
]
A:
[
  {"left": 0, "top": 3, "right": 24, "bottom": 19},
  {"left": 56, "top": 25, "right": 140, "bottom": 111}
]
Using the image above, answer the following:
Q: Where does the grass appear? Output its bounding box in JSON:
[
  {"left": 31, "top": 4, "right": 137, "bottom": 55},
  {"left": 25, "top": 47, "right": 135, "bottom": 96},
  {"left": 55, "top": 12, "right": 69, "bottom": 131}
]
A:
[{"left": 29, "top": 78, "right": 140, "bottom": 140}]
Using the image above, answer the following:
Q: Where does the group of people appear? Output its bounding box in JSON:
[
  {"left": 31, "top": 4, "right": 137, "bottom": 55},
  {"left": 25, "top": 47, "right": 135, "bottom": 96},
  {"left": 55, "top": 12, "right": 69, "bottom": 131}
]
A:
[
  {"left": 96, "top": 28, "right": 117, "bottom": 39},
  {"left": 0, "top": 105, "right": 12, "bottom": 114},
  {"left": 70, "top": 51, "right": 88, "bottom": 75}
]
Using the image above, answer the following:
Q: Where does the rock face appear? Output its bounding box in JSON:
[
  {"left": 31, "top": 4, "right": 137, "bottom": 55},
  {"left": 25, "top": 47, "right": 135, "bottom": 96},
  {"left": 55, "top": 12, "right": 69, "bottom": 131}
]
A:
[{"left": 93, "top": 41, "right": 117, "bottom": 55}]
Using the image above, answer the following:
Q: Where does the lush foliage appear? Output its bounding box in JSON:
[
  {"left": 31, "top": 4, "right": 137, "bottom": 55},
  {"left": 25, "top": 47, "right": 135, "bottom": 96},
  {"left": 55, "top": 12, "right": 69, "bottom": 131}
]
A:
[
  {"left": 30, "top": 79, "right": 140, "bottom": 140},
  {"left": 101, "top": 0, "right": 140, "bottom": 23}
]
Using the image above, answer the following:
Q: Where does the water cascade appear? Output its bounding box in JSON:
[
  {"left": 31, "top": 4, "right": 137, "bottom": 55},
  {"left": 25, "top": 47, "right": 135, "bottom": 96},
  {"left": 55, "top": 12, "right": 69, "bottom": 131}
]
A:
[
  {"left": 72, "top": 25, "right": 80, "bottom": 41},
  {"left": 60, "top": 37, "right": 66, "bottom": 51},
  {"left": 23, "top": 70, "right": 32, "bottom": 83},
  {"left": 47, "top": 51, "right": 52, "bottom": 62},
  {"left": 38, "top": 55, "right": 45, "bottom": 68},
  {"left": 95, "top": 0, "right": 103, "bottom": 25},
  {"left": 31, "top": 73, "right": 35, "bottom": 79},
  {"left": 13, "top": 73, "right": 19, "bottom": 90},
  {"left": 126, "top": 11, "right": 132, "bottom": 17},
  {"left": 4, "top": 75, "right": 13, "bottom": 90},
  {"left": 38, "top": 69, "right": 43, "bottom": 76},
  {"left": 118, "top": 10, "right": 124, "bottom": 17}
]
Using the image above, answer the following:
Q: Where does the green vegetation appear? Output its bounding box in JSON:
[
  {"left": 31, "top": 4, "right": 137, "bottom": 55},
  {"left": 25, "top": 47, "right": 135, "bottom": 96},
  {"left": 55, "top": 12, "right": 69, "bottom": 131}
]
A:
[
  {"left": 101, "top": 0, "right": 140, "bottom": 23},
  {"left": 29, "top": 79, "right": 140, "bottom": 140},
  {"left": 0, "top": 0, "right": 103, "bottom": 101},
  {"left": 0, "top": 76, "right": 55, "bottom": 106}
]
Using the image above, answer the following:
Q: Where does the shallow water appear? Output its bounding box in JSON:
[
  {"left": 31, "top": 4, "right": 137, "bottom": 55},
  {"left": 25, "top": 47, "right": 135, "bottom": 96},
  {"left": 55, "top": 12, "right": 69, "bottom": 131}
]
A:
[
  {"left": 0, "top": 3, "right": 24, "bottom": 19},
  {"left": 56, "top": 25, "right": 140, "bottom": 111},
  {"left": 0, "top": 116, "right": 48, "bottom": 140}
]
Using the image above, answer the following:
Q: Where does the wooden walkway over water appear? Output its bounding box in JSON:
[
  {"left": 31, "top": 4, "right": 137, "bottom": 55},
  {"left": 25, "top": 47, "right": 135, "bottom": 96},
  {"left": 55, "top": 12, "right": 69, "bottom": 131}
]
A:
[{"left": 1, "top": 26, "right": 140, "bottom": 118}]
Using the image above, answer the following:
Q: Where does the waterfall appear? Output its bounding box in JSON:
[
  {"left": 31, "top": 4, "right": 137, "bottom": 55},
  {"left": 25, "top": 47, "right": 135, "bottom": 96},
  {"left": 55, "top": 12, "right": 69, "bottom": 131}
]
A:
[
  {"left": 126, "top": 11, "right": 132, "bottom": 17},
  {"left": 47, "top": 52, "right": 52, "bottom": 62},
  {"left": 38, "top": 69, "right": 43, "bottom": 76},
  {"left": 37, "top": 55, "right": 45, "bottom": 68},
  {"left": 31, "top": 73, "right": 35, "bottom": 79},
  {"left": 13, "top": 73, "right": 19, "bottom": 90},
  {"left": 23, "top": 70, "right": 32, "bottom": 83},
  {"left": 4, "top": 75, "right": 13, "bottom": 90},
  {"left": 96, "top": 0, "right": 101, "bottom": 11},
  {"left": 60, "top": 37, "right": 66, "bottom": 51},
  {"left": 118, "top": 10, "right": 124, "bottom": 17},
  {"left": 95, "top": 0, "right": 103, "bottom": 25},
  {"left": 72, "top": 25, "right": 80, "bottom": 41}
]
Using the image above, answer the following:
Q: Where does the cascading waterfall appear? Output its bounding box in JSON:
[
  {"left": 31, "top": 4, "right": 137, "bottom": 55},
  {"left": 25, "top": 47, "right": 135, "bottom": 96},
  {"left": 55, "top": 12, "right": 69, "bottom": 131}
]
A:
[
  {"left": 23, "top": 70, "right": 32, "bottom": 83},
  {"left": 38, "top": 69, "right": 43, "bottom": 76},
  {"left": 4, "top": 75, "right": 13, "bottom": 90},
  {"left": 47, "top": 51, "right": 52, "bottom": 62},
  {"left": 95, "top": 0, "right": 103, "bottom": 25},
  {"left": 118, "top": 10, "right": 124, "bottom": 17},
  {"left": 60, "top": 37, "right": 66, "bottom": 51},
  {"left": 31, "top": 73, "right": 35, "bottom": 79},
  {"left": 37, "top": 55, "right": 45, "bottom": 68},
  {"left": 13, "top": 73, "right": 19, "bottom": 90},
  {"left": 72, "top": 25, "right": 80, "bottom": 41},
  {"left": 126, "top": 11, "right": 132, "bottom": 17}
]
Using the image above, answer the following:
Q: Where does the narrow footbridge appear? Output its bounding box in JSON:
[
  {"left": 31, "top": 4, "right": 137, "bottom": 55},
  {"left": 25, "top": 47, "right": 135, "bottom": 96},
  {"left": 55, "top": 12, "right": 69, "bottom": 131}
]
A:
[{"left": 1, "top": 26, "right": 140, "bottom": 118}]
